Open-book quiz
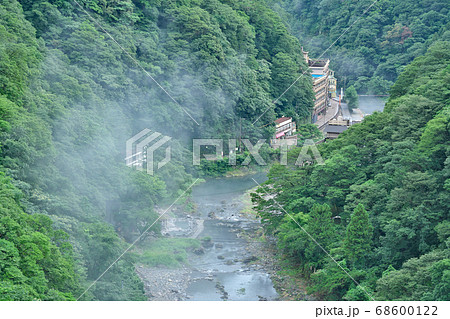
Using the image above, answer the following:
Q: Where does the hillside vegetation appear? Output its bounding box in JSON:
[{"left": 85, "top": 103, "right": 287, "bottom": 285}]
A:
[
  {"left": 270, "top": 0, "right": 450, "bottom": 94},
  {"left": 1, "top": 0, "right": 449, "bottom": 301},
  {"left": 0, "top": 0, "right": 313, "bottom": 300},
  {"left": 252, "top": 41, "right": 450, "bottom": 300}
]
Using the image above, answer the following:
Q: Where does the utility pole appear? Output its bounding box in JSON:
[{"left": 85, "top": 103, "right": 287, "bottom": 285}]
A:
[{"left": 239, "top": 117, "right": 242, "bottom": 152}]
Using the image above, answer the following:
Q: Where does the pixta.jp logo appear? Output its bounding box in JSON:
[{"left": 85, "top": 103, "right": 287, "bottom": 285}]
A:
[{"left": 125, "top": 129, "right": 171, "bottom": 175}]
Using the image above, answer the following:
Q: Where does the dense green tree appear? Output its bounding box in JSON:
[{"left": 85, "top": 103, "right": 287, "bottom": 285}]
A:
[
  {"left": 345, "top": 85, "right": 358, "bottom": 111},
  {"left": 309, "top": 260, "right": 355, "bottom": 300},
  {"left": 303, "top": 204, "right": 336, "bottom": 267},
  {"left": 376, "top": 250, "right": 450, "bottom": 301},
  {"left": 0, "top": 0, "right": 317, "bottom": 300},
  {"left": 269, "top": 0, "right": 450, "bottom": 93},
  {"left": 344, "top": 204, "right": 373, "bottom": 266},
  {"left": 296, "top": 124, "right": 324, "bottom": 144},
  {"left": 275, "top": 203, "right": 335, "bottom": 273},
  {"left": 0, "top": 173, "right": 81, "bottom": 300},
  {"left": 253, "top": 41, "right": 450, "bottom": 300}
]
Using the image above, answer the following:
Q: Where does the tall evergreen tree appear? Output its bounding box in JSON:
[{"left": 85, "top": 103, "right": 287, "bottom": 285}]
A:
[
  {"left": 344, "top": 204, "right": 373, "bottom": 266},
  {"left": 304, "top": 203, "right": 335, "bottom": 266}
]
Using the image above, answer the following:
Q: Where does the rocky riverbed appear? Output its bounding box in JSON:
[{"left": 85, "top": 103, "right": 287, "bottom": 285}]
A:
[
  {"left": 136, "top": 266, "right": 192, "bottom": 301},
  {"left": 243, "top": 232, "right": 314, "bottom": 300},
  {"left": 136, "top": 174, "right": 311, "bottom": 301}
]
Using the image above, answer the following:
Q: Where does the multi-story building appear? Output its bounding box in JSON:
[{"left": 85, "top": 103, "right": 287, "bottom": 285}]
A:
[
  {"left": 302, "top": 48, "right": 337, "bottom": 122},
  {"left": 274, "top": 116, "right": 296, "bottom": 137},
  {"left": 271, "top": 117, "right": 297, "bottom": 149},
  {"left": 328, "top": 70, "right": 337, "bottom": 98}
]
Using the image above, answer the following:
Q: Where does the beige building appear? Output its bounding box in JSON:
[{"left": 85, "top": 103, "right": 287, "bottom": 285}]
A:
[
  {"left": 328, "top": 70, "right": 337, "bottom": 98},
  {"left": 302, "top": 48, "right": 337, "bottom": 121}
]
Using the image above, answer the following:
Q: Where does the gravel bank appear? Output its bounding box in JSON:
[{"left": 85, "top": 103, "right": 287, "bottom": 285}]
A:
[{"left": 136, "top": 265, "right": 192, "bottom": 301}]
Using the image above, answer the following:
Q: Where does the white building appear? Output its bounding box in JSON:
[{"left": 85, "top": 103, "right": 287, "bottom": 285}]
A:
[{"left": 271, "top": 117, "right": 297, "bottom": 149}]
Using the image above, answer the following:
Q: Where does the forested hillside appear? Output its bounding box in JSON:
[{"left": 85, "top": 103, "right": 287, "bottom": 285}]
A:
[
  {"left": 2, "top": 0, "right": 449, "bottom": 302},
  {"left": 0, "top": 0, "right": 313, "bottom": 300},
  {"left": 269, "top": 0, "right": 450, "bottom": 94},
  {"left": 252, "top": 41, "right": 450, "bottom": 300}
]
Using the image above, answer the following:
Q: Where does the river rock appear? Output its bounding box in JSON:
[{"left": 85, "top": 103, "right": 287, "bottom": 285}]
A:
[
  {"left": 193, "top": 247, "right": 205, "bottom": 255},
  {"left": 208, "top": 211, "right": 216, "bottom": 219},
  {"left": 258, "top": 295, "right": 268, "bottom": 301},
  {"left": 243, "top": 256, "right": 258, "bottom": 264}
]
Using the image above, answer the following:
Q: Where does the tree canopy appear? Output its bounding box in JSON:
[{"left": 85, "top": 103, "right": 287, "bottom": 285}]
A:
[
  {"left": 252, "top": 41, "right": 450, "bottom": 300},
  {"left": 270, "top": 0, "right": 450, "bottom": 94},
  {"left": 0, "top": 0, "right": 315, "bottom": 300}
]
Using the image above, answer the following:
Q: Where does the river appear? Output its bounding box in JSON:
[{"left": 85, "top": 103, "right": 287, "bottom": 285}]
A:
[
  {"left": 185, "top": 173, "right": 278, "bottom": 301},
  {"left": 137, "top": 172, "right": 281, "bottom": 301}
]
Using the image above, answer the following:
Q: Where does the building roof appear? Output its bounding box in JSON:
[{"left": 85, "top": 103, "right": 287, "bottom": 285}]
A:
[
  {"left": 324, "top": 124, "right": 348, "bottom": 134},
  {"left": 309, "top": 59, "right": 329, "bottom": 67},
  {"left": 275, "top": 117, "right": 291, "bottom": 124}
]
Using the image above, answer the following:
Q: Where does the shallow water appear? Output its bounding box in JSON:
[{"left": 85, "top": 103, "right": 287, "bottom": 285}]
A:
[{"left": 185, "top": 173, "right": 279, "bottom": 301}]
